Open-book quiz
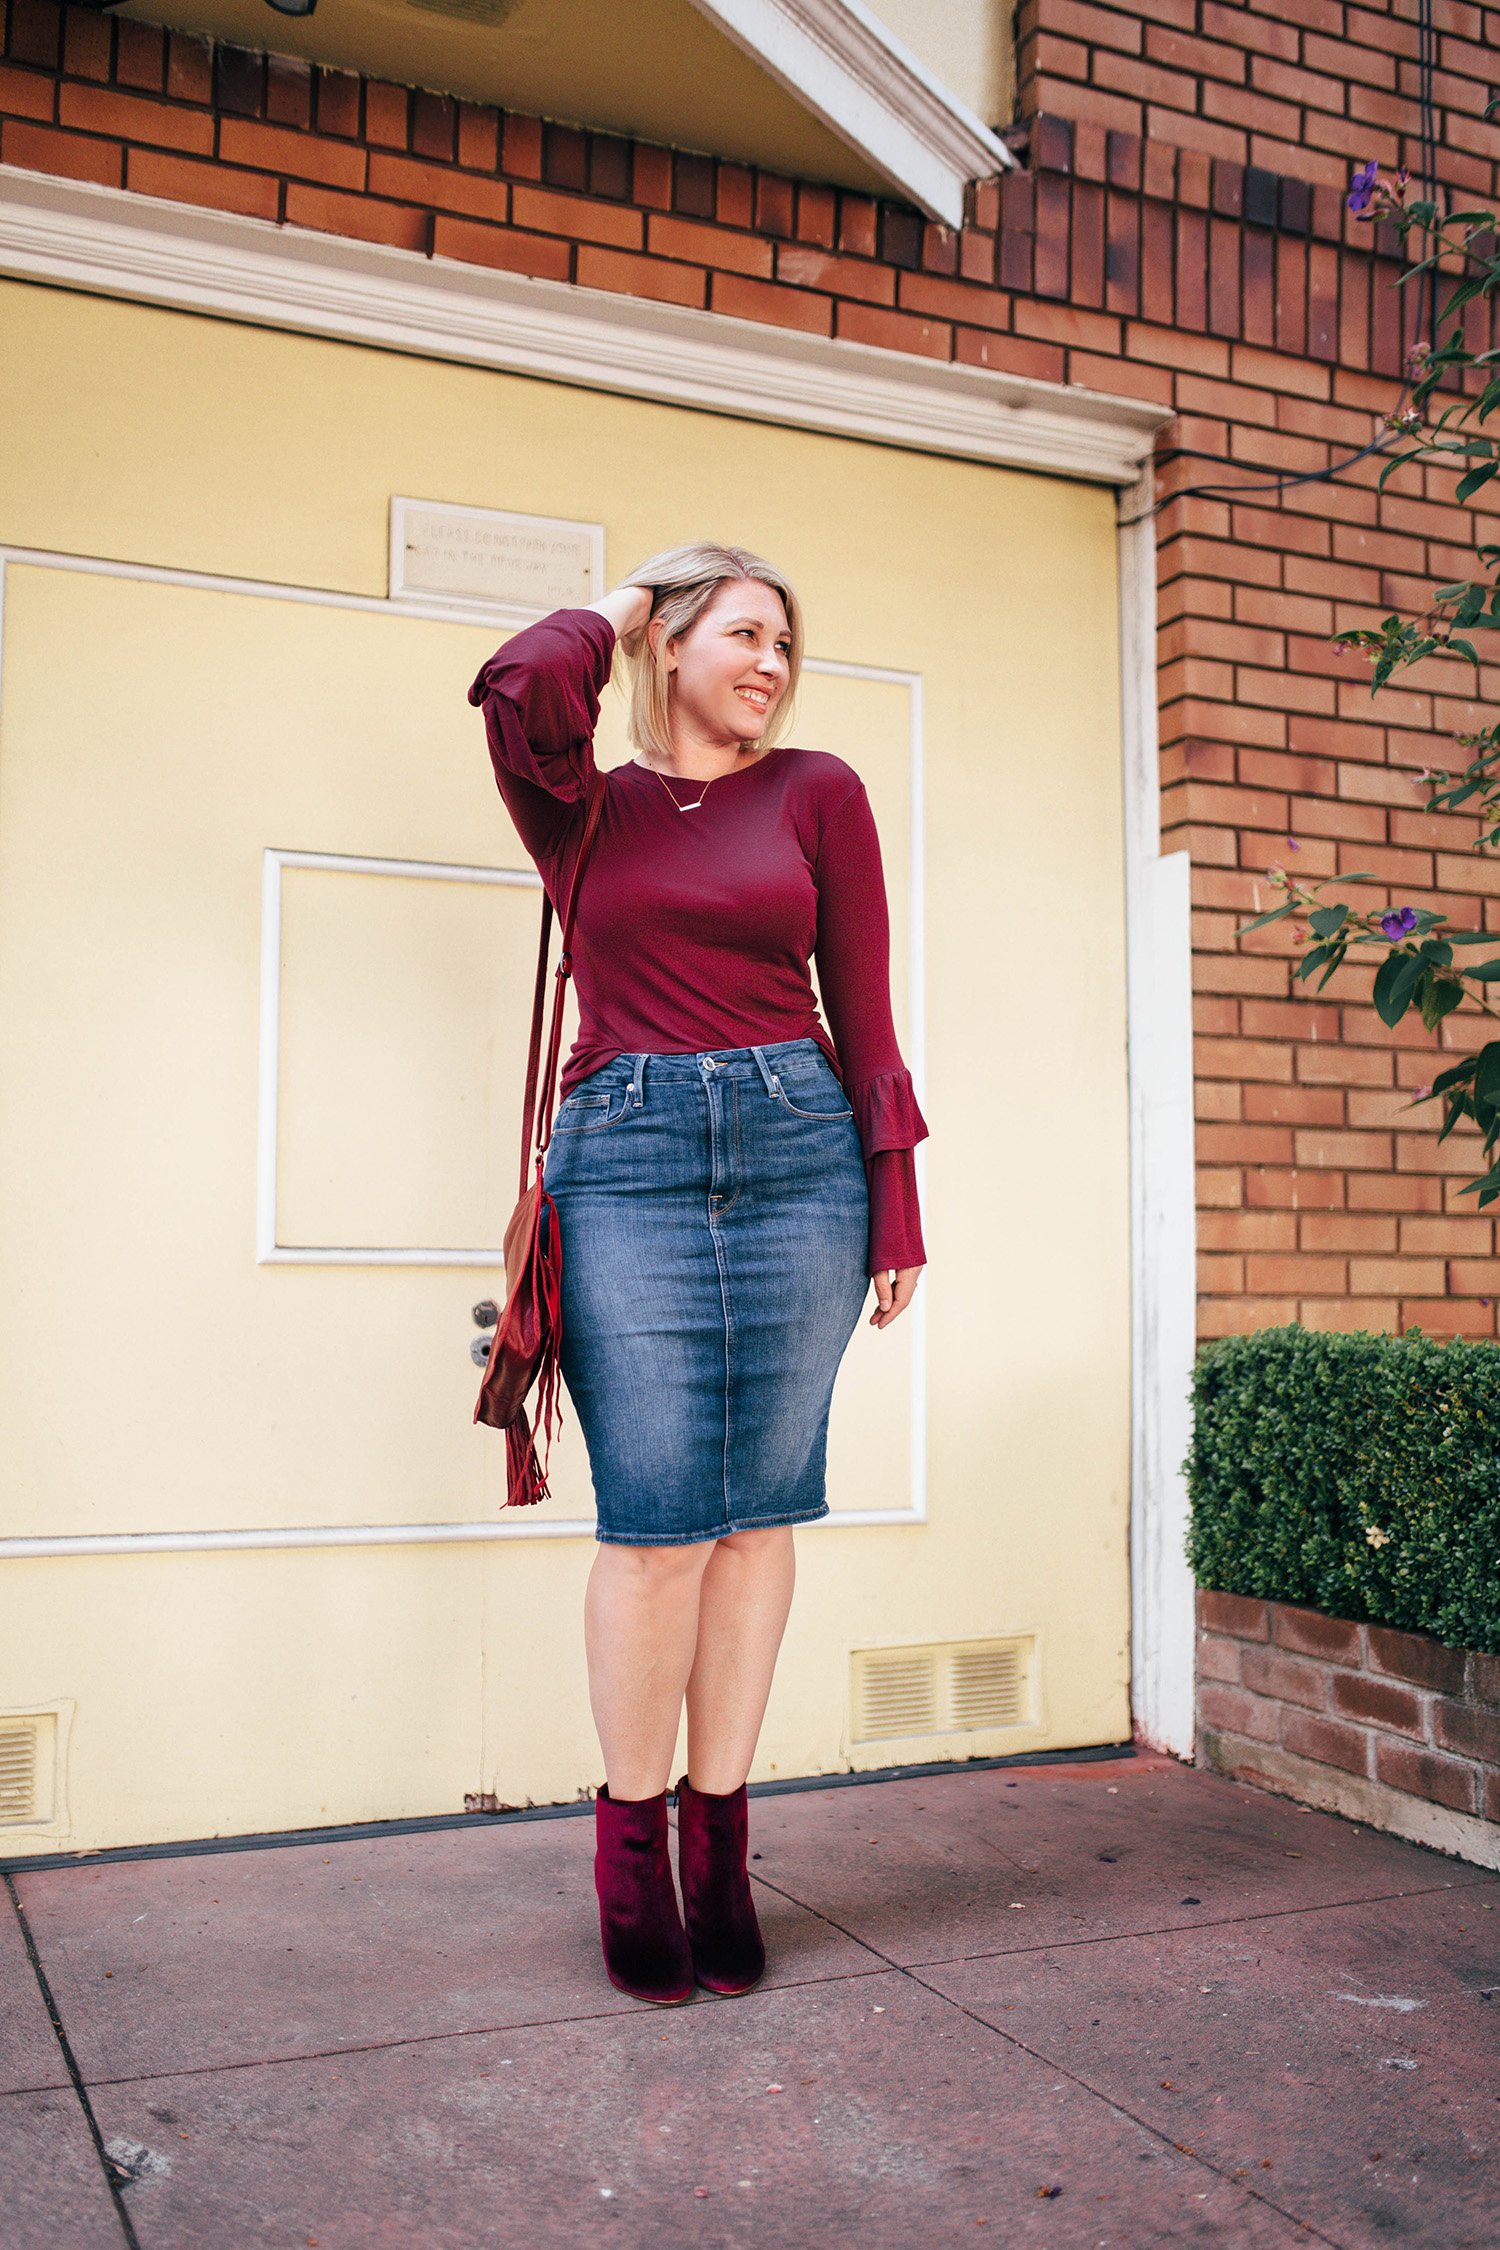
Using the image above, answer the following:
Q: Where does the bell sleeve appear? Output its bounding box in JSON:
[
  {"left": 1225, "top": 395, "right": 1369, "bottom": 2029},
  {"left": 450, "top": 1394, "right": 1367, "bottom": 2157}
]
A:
[
  {"left": 467, "top": 607, "right": 617, "bottom": 869},
  {"left": 812, "top": 781, "right": 929, "bottom": 1276}
]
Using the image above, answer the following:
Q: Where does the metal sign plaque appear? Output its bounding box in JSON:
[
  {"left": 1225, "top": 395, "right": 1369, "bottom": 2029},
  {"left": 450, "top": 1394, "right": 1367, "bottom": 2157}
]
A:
[{"left": 389, "top": 498, "right": 605, "bottom": 620}]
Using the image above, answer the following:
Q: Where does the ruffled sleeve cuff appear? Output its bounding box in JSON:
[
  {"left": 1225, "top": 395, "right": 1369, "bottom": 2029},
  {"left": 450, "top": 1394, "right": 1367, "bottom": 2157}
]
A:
[
  {"left": 466, "top": 608, "right": 616, "bottom": 807},
  {"left": 847, "top": 1067, "right": 929, "bottom": 1160}
]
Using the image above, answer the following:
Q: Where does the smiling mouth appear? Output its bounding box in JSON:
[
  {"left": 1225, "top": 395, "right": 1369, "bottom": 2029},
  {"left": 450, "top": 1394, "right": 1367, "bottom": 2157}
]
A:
[{"left": 734, "top": 686, "right": 772, "bottom": 711}]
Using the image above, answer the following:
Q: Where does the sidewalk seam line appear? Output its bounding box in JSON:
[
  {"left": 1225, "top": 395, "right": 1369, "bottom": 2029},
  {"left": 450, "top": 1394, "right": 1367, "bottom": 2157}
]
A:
[
  {"left": 893, "top": 1874, "right": 1492, "bottom": 1970},
  {"left": 51, "top": 1963, "right": 894, "bottom": 2091},
  {"left": 4, "top": 1872, "right": 144, "bottom": 2249},
  {"left": 749, "top": 1872, "right": 1354, "bottom": 2250}
]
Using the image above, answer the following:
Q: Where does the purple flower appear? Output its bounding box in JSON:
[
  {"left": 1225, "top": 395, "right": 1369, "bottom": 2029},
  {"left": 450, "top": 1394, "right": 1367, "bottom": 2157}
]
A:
[
  {"left": 1347, "top": 160, "right": 1380, "bottom": 215},
  {"left": 1379, "top": 906, "right": 1419, "bottom": 941}
]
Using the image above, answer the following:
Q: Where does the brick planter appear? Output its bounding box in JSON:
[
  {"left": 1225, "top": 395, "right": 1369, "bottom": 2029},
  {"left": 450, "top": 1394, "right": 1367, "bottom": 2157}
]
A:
[{"left": 1196, "top": 1589, "right": 1500, "bottom": 1871}]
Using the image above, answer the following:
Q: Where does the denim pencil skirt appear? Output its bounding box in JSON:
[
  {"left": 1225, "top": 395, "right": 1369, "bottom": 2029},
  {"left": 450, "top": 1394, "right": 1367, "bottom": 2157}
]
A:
[{"left": 540, "top": 1036, "right": 871, "bottom": 1546}]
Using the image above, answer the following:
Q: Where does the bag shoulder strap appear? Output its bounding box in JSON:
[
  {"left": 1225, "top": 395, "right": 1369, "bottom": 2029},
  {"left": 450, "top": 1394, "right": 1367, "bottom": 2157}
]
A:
[{"left": 517, "top": 770, "right": 607, "bottom": 1197}]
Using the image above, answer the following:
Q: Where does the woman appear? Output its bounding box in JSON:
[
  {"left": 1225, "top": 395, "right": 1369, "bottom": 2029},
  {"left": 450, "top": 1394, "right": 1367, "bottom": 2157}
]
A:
[{"left": 468, "top": 543, "right": 927, "bottom": 2006}]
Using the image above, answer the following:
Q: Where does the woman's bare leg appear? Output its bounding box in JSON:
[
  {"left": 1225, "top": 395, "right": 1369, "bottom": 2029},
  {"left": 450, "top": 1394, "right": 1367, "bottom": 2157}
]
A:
[
  {"left": 584, "top": 1542, "right": 715, "bottom": 1799},
  {"left": 683, "top": 1527, "right": 796, "bottom": 1793}
]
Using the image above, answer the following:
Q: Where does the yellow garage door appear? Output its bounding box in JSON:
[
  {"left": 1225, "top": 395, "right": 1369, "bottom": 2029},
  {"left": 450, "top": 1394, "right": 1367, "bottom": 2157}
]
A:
[{"left": 0, "top": 279, "right": 1129, "bottom": 1852}]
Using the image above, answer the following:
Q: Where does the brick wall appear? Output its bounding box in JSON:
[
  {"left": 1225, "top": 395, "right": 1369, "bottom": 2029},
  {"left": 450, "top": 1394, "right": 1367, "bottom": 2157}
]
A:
[
  {"left": 5, "top": 0, "right": 1500, "bottom": 1342},
  {"left": 1013, "top": 0, "right": 1500, "bottom": 205},
  {"left": 1198, "top": 1589, "right": 1500, "bottom": 1835}
]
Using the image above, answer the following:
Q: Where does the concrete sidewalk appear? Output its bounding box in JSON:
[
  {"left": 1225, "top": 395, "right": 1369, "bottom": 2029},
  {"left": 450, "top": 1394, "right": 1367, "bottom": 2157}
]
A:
[{"left": 4, "top": 1751, "right": 1497, "bottom": 2249}]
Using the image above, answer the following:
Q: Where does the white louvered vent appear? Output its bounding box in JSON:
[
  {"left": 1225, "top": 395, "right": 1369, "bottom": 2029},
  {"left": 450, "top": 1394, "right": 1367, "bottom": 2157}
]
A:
[
  {"left": 0, "top": 1720, "right": 41, "bottom": 1826},
  {"left": 851, "top": 1637, "right": 1034, "bottom": 1745}
]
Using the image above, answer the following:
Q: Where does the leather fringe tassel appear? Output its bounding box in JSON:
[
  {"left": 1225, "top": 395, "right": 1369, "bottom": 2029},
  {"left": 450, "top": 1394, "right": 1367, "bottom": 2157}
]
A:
[
  {"left": 505, "top": 1407, "right": 549, "bottom": 1508},
  {"left": 502, "top": 1188, "right": 567, "bottom": 1510}
]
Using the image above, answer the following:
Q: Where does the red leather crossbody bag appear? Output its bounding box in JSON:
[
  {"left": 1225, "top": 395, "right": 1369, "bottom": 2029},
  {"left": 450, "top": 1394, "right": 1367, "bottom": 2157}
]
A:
[{"left": 474, "top": 770, "right": 608, "bottom": 1506}]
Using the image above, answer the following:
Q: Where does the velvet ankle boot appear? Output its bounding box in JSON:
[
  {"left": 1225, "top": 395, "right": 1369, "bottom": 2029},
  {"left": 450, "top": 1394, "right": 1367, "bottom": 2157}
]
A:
[
  {"left": 593, "top": 1785, "right": 694, "bottom": 2006},
  {"left": 674, "top": 1774, "right": 766, "bottom": 1996}
]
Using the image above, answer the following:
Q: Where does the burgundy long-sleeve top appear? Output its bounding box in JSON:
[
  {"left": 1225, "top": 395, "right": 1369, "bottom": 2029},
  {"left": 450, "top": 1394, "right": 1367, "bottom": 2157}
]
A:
[{"left": 468, "top": 608, "right": 927, "bottom": 1274}]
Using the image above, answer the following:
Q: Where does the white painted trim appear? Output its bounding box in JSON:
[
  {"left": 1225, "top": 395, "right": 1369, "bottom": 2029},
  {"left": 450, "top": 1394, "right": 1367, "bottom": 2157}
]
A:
[
  {"left": 1118, "top": 463, "right": 1198, "bottom": 1761},
  {"left": 0, "top": 547, "right": 928, "bottom": 1551},
  {"left": 689, "top": 0, "right": 1013, "bottom": 227},
  {"left": 258, "top": 847, "right": 544, "bottom": 1268},
  {"left": 0, "top": 170, "right": 1168, "bottom": 489},
  {"left": 0, "top": 1510, "right": 925, "bottom": 1558}
]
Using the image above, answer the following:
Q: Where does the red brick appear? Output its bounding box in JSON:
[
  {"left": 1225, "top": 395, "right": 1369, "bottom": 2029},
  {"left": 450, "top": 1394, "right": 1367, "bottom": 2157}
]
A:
[
  {"left": 1198, "top": 1681, "right": 1281, "bottom": 1743},
  {"left": 283, "top": 182, "right": 428, "bottom": 252},
  {"left": 1270, "top": 1603, "right": 1363, "bottom": 1663},
  {"left": 456, "top": 101, "right": 497, "bottom": 173},
  {"left": 431, "top": 217, "right": 571, "bottom": 282},
  {"left": 1196, "top": 1588, "right": 1271, "bottom": 1641},
  {"left": 61, "top": 9, "right": 110, "bottom": 81},
  {"left": 364, "top": 81, "right": 407, "bottom": 150},
  {"left": 57, "top": 80, "right": 212, "bottom": 154},
  {"left": 1373, "top": 1738, "right": 1478, "bottom": 1813},
  {"left": 575, "top": 243, "right": 704, "bottom": 308},
  {"left": 899, "top": 266, "right": 1016, "bottom": 326},
  {"left": 779, "top": 244, "right": 895, "bottom": 305},
  {"left": 5, "top": 0, "right": 61, "bottom": 68},
  {"left": 1329, "top": 1670, "right": 1426, "bottom": 1738},
  {"left": 1196, "top": 1630, "right": 1243, "bottom": 1684},
  {"left": 955, "top": 329, "right": 1067, "bottom": 383},
  {"left": 1242, "top": 1644, "right": 1330, "bottom": 1709},
  {"left": 314, "top": 69, "right": 360, "bottom": 141},
  {"left": 835, "top": 300, "right": 952, "bottom": 360},
  {"left": 1, "top": 116, "right": 121, "bottom": 186},
  {"left": 1431, "top": 1698, "right": 1500, "bottom": 1765},
  {"left": 1280, "top": 1708, "right": 1373, "bottom": 1777},
  {"left": 265, "top": 56, "right": 311, "bottom": 131},
  {"left": 125, "top": 145, "right": 279, "bottom": 221},
  {"left": 219, "top": 116, "right": 365, "bottom": 189},
  {"left": 0, "top": 60, "right": 53, "bottom": 119},
  {"left": 711, "top": 270, "right": 831, "bottom": 335},
  {"left": 113, "top": 17, "right": 164, "bottom": 93},
  {"left": 1365, "top": 1623, "right": 1468, "bottom": 1697},
  {"left": 165, "top": 32, "right": 212, "bottom": 107},
  {"left": 648, "top": 211, "right": 769, "bottom": 276},
  {"left": 511, "top": 183, "right": 640, "bottom": 248},
  {"left": 367, "top": 152, "right": 507, "bottom": 222}
]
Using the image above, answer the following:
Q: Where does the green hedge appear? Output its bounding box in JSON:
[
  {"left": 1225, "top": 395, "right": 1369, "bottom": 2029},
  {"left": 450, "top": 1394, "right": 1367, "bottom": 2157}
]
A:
[{"left": 1186, "top": 1323, "right": 1500, "bottom": 1657}]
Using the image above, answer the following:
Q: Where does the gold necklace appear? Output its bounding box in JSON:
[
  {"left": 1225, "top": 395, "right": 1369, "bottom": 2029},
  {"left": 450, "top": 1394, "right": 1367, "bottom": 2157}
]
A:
[{"left": 650, "top": 765, "right": 714, "bottom": 813}]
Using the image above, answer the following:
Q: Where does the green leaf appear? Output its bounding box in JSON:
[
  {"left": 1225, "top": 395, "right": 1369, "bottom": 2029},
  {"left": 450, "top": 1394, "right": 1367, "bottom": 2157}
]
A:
[
  {"left": 1296, "top": 942, "right": 1337, "bottom": 982},
  {"left": 1373, "top": 949, "right": 1425, "bottom": 1027},
  {"left": 1468, "top": 961, "right": 1500, "bottom": 980},
  {"left": 1419, "top": 973, "right": 1466, "bottom": 1032},
  {"left": 1309, "top": 904, "right": 1350, "bottom": 938},
  {"left": 1236, "top": 901, "right": 1298, "bottom": 937}
]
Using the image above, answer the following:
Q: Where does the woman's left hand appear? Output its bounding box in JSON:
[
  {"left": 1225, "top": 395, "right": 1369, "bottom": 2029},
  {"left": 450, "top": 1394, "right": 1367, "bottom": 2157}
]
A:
[{"left": 869, "top": 1267, "right": 922, "bottom": 1329}]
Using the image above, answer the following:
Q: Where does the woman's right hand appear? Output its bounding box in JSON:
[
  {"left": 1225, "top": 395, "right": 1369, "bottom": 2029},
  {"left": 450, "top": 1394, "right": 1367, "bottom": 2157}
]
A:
[{"left": 588, "top": 584, "right": 654, "bottom": 655}]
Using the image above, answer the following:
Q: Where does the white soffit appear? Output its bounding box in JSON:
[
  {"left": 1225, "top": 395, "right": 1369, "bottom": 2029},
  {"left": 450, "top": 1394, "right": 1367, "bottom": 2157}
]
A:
[
  {"left": 0, "top": 168, "right": 1167, "bottom": 485},
  {"left": 688, "top": 0, "right": 1015, "bottom": 227}
]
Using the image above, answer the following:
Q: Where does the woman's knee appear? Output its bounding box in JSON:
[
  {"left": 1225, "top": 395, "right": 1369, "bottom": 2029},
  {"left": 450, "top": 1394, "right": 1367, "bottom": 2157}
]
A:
[
  {"left": 713, "top": 1526, "right": 793, "bottom": 1561},
  {"left": 596, "top": 1539, "right": 713, "bottom": 1593}
]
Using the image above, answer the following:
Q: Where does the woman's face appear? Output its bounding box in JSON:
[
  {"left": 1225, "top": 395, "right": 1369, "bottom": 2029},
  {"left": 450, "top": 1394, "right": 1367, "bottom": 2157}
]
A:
[{"left": 659, "top": 578, "right": 792, "bottom": 750}]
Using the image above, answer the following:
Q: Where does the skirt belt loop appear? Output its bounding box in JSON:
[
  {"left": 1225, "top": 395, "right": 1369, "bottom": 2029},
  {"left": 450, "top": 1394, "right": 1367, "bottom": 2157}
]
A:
[{"left": 749, "top": 1045, "right": 781, "bottom": 1099}]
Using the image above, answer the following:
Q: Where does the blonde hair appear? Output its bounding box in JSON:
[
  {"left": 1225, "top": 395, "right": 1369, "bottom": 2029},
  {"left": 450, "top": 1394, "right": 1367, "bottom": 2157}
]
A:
[{"left": 617, "top": 541, "right": 803, "bottom": 763}]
